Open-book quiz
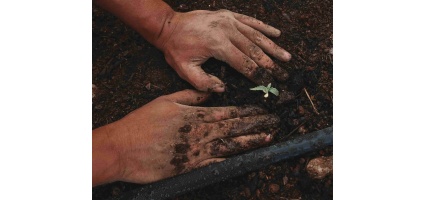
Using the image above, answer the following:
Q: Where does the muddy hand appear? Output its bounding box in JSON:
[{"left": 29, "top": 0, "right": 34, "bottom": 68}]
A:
[
  {"left": 157, "top": 10, "right": 291, "bottom": 92},
  {"left": 94, "top": 89, "right": 279, "bottom": 184}
]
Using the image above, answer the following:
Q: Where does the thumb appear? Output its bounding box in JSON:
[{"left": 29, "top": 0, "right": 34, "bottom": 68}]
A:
[
  {"left": 179, "top": 63, "right": 225, "bottom": 93},
  {"left": 164, "top": 89, "right": 210, "bottom": 106}
]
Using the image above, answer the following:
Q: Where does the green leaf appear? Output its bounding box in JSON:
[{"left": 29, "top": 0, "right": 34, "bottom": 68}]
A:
[
  {"left": 267, "top": 83, "right": 271, "bottom": 88},
  {"left": 269, "top": 88, "right": 279, "bottom": 96},
  {"left": 250, "top": 86, "right": 268, "bottom": 93}
]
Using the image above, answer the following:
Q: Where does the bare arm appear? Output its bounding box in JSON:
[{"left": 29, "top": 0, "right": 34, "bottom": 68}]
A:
[
  {"left": 93, "top": 0, "right": 292, "bottom": 92},
  {"left": 94, "top": 0, "right": 175, "bottom": 49},
  {"left": 92, "top": 125, "right": 121, "bottom": 186}
]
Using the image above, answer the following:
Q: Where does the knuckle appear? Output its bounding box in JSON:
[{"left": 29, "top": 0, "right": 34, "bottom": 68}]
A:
[
  {"left": 216, "top": 10, "right": 234, "bottom": 19},
  {"left": 252, "top": 30, "right": 264, "bottom": 44},
  {"left": 249, "top": 44, "right": 264, "bottom": 60},
  {"left": 272, "top": 43, "right": 280, "bottom": 52},
  {"left": 241, "top": 55, "right": 256, "bottom": 77}
]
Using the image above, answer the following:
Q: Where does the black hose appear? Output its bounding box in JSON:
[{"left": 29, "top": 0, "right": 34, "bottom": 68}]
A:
[{"left": 114, "top": 127, "right": 333, "bottom": 200}]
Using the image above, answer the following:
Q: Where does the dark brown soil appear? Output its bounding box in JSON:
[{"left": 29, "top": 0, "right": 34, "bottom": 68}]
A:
[{"left": 92, "top": 0, "right": 333, "bottom": 199}]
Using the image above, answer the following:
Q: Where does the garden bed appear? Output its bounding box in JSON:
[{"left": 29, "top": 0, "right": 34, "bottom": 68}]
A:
[{"left": 93, "top": 0, "right": 333, "bottom": 199}]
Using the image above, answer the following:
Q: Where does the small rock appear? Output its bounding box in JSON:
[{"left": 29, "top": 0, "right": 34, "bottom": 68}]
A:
[
  {"left": 283, "top": 176, "right": 288, "bottom": 185},
  {"left": 269, "top": 183, "right": 280, "bottom": 193},
  {"left": 92, "top": 84, "right": 97, "bottom": 98},
  {"left": 298, "top": 106, "right": 305, "bottom": 115},
  {"left": 298, "top": 126, "right": 307, "bottom": 134},
  {"left": 178, "top": 4, "right": 189, "bottom": 11},
  {"left": 306, "top": 156, "right": 333, "bottom": 179},
  {"left": 281, "top": 12, "right": 291, "bottom": 22},
  {"left": 291, "top": 118, "right": 300, "bottom": 126},
  {"left": 95, "top": 104, "right": 103, "bottom": 110}
]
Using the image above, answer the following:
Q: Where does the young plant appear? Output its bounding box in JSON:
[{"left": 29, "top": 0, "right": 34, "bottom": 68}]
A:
[{"left": 250, "top": 83, "right": 279, "bottom": 98}]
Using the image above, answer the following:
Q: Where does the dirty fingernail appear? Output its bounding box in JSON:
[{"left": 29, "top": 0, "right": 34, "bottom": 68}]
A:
[
  {"left": 212, "top": 83, "right": 225, "bottom": 92},
  {"left": 265, "top": 134, "right": 272, "bottom": 142},
  {"left": 280, "top": 51, "right": 291, "bottom": 61},
  {"left": 274, "top": 29, "right": 281, "bottom": 37}
]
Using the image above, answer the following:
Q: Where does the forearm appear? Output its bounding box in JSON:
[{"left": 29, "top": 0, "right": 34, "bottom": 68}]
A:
[
  {"left": 92, "top": 124, "right": 122, "bottom": 186},
  {"left": 94, "top": 0, "right": 176, "bottom": 49}
]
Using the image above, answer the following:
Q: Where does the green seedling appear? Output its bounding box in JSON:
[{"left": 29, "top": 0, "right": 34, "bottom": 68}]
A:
[{"left": 250, "top": 83, "right": 279, "bottom": 98}]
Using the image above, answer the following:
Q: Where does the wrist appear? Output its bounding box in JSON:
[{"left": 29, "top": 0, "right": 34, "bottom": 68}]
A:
[
  {"left": 92, "top": 123, "right": 122, "bottom": 186},
  {"left": 149, "top": 10, "right": 179, "bottom": 51},
  {"left": 131, "top": 4, "right": 177, "bottom": 50}
]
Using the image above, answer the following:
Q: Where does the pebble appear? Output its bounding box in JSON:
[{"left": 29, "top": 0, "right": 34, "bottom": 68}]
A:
[
  {"left": 269, "top": 183, "right": 280, "bottom": 193},
  {"left": 298, "top": 106, "right": 305, "bottom": 115},
  {"left": 92, "top": 84, "right": 97, "bottom": 98},
  {"left": 178, "top": 4, "right": 189, "bottom": 11},
  {"left": 283, "top": 176, "right": 288, "bottom": 185},
  {"left": 306, "top": 156, "right": 333, "bottom": 179},
  {"left": 298, "top": 126, "right": 307, "bottom": 134}
]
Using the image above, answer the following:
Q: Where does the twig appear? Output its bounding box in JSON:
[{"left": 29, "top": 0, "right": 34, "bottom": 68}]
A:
[
  {"left": 283, "top": 120, "right": 307, "bottom": 139},
  {"left": 304, "top": 88, "right": 319, "bottom": 115},
  {"left": 294, "top": 54, "right": 308, "bottom": 64}
]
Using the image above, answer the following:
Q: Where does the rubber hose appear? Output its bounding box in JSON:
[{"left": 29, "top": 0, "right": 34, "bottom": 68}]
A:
[{"left": 114, "top": 126, "right": 333, "bottom": 200}]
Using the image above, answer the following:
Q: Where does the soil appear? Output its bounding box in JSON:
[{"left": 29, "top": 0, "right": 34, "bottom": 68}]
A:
[{"left": 92, "top": 0, "right": 333, "bottom": 199}]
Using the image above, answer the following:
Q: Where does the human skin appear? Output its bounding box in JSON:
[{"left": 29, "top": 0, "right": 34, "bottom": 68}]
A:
[
  {"left": 92, "top": 90, "right": 280, "bottom": 186},
  {"left": 92, "top": 0, "right": 289, "bottom": 186},
  {"left": 94, "top": 0, "right": 292, "bottom": 92}
]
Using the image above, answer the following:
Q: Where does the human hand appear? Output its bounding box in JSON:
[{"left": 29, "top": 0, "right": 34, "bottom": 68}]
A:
[
  {"left": 93, "top": 90, "right": 279, "bottom": 185},
  {"left": 157, "top": 9, "right": 292, "bottom": 92}
]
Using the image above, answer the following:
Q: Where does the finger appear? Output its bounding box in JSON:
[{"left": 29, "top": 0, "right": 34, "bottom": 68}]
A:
[
  {"left": 206, "top": 133, "right": 272, "bottom": 157},
  {"left": 230, "top": 32, "right": 289, "bottom": 81},
  {"left": 195, "top": 158, "right": 226, "bottom": 168},
  {"left": 163, "top": 89, "right": 210, "bottom": 106},
  {"left": 232, "top": 12, "right": 281, "bottom": 37},
  {"left": 221, "top": 44, "right": 275, "bottom": 86},
  {"left": 179, "top": 63, "right": 225, "bottom": 92},
  {"left": 203, "top": 114, "right": 280, "bottom": 141},
  {"left": 188, "top": 105, "right": 268, "bottom": 122},
  {"left": 236, "top": 22, "right": 291, "bottom": 62}
]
